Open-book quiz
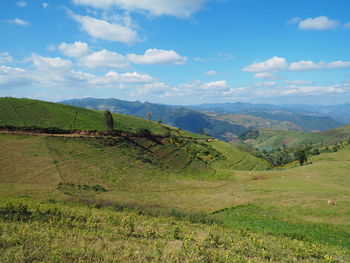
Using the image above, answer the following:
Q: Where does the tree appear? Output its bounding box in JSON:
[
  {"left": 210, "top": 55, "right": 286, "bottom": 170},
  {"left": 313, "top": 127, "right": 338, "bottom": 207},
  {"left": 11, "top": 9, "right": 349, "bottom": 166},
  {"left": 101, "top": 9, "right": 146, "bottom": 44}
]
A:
[
  {"left": 104, "top": 110, "right": 114, "bottom": 132},
  {"left": 295, "top": 149, "right": 307, "bottom": 166},
  {"left": 198, "top": 128, "right": 205, "bottom": 135}
]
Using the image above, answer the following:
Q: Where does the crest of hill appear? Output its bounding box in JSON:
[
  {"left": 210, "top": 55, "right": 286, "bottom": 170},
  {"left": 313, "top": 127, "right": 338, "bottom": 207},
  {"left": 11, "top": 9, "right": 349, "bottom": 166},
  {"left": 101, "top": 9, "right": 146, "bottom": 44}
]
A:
[{"left": 0, "top": 97, "right": 203, "bottom": 138}]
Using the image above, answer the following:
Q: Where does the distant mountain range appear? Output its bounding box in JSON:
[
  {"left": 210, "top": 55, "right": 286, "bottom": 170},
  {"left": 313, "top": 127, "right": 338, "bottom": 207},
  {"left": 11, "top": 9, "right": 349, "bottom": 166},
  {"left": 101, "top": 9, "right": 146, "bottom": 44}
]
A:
[{"left": 61, "top": 98, "right": 346, "bottom": 141}]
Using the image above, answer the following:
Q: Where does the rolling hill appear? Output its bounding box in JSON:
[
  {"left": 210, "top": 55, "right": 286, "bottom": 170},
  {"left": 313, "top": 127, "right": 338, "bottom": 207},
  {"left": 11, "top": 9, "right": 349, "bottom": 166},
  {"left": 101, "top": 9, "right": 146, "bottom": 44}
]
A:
[
  {"left": 239, "top": 123, "right": 350, "bottom": 152},
  {"left": 1, "top": 97, "right": 350, "bottom": 262}
]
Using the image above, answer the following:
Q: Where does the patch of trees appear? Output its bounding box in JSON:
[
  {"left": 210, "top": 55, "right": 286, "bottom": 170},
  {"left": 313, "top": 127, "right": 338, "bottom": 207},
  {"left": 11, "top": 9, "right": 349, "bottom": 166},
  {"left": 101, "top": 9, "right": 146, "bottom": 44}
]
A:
[{"left": 239, "top": 129, "right": 260, "bottom": 140}]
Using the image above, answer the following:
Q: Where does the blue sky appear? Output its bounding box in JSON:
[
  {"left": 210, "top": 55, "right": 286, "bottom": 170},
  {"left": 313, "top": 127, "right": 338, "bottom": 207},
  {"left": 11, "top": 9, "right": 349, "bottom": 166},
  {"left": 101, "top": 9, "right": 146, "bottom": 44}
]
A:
[{"left": 0, "top": 0, "right": 350, "bottom": 105}]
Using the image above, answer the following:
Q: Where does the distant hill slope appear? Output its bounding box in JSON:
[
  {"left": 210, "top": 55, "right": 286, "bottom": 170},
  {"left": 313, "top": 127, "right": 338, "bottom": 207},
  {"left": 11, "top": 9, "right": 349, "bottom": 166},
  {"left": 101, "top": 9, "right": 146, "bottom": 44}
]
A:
[
  {"left": 239, "top": 123, "right": 350, "bottom": 151},
  {"left": 190, "top": 102, "right": 344, "bottom": 132}
]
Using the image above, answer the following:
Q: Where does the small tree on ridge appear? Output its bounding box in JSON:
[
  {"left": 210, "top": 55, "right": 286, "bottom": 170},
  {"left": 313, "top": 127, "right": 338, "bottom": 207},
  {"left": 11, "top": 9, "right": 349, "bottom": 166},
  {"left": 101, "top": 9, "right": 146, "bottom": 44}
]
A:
[{"left": 104, "top": 110, "right": 114, "bottom": 132}]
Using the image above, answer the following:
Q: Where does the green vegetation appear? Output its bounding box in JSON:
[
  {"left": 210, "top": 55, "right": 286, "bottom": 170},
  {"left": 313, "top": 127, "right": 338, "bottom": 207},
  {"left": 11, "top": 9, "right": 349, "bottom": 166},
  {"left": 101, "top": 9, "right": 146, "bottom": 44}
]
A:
[
  {"left": 1, "top": 98, "right": 350, "bottom": 262},
  {"left": 2, "top": 201, "right": 348, "bottom": 263},
  {"left": 0, "top": 97, "right": 205, "bottom": 138},
  {"left": 104, "top": 110, "right": 114, "bottom": 132}
]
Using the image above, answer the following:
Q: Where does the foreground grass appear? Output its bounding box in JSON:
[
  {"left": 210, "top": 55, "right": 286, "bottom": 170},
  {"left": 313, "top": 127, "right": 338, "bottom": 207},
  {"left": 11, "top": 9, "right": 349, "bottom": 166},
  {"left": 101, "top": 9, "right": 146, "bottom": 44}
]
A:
[{"left": 1, "top": 200, "right": 349, "bottom": 263}]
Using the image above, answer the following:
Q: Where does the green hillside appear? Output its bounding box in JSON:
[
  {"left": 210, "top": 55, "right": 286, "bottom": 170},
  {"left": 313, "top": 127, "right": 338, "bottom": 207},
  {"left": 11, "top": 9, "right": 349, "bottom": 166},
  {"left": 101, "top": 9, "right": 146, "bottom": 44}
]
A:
[
  {"left": 1, "top": 98, "right": 350, "bottom": 262},
  {"left": 239, "top": 128, "right": 349, "bottom": 151},
  {"left": 0, "top": 97, "right": 203, "bottom": 138},
  {"left": 1, "top": 134, "right": 350, "bottom": 262}
]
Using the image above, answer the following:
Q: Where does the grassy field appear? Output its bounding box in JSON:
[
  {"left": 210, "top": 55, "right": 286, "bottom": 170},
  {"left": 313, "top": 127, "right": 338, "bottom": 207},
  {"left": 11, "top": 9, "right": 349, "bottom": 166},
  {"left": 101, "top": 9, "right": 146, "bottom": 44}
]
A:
[
  {"left": 1, "top": 98, "right": 350, "bottom": 262},
  {"left": 1, "top": 134, "right": 350, "bottom": 261}
]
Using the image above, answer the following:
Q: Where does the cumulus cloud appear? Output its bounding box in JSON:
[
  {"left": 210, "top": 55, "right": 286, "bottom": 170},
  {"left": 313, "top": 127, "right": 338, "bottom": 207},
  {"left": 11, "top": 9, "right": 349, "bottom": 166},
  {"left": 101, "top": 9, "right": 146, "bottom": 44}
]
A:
[
  {"left": 0, "top": 65, "right": 32, "bottom": 89},
  {"left": 289, "top": 60, "right": 350, "bottom": 71},
  {"left": 280, "top": 85, "right": 347, "bottom": 96},
  {"left": 127, "top": 49, "right": 187, "bottom": 65},
  {"left": 103, "top": 71, "right": 154, "bottom": 83},
  {"left": 16, "top": 1, "right": 27, "bottom": 7},
  {"left": 59, "top": 41, "right": 90, "bottom": 58},
  {"left": 31, "top": 54, "right": 73, "bottom": 70},
  {"left": 0, "top": 52, "right": 14, "bottom": 64},
  {"left": 8, "top": 18, "right": 31, "bottom": 26},
  {"left": 205, "top": 70, "right": 217, "bottom": 76},
  {"left": 0, "top": 54, "right": 160, "bottom": 93},
  {"left": 298, "top": 16, "right": 340, "bottom": 30},
  {"left": 71, "top": 0, "right": 210, "bottom": 18},
  {"left": 254, "top": 72, "right": 280, "bottom": 80},
  {"left": 80, "top": 49, "right": 128, "bottom": 68},
  {"left": 243, "top": 56, "right": 287, "bottom": 73},
  {"left": 70, "top": 13, "right": 139, "bottom": 44},
  {"left": 201, "top": 80, "right": 228, "bottom": 90}
]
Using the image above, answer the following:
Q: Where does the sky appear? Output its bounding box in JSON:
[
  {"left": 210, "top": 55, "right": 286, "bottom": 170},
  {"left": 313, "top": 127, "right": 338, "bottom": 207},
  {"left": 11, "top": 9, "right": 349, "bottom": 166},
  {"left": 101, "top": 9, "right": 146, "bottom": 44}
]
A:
[{"left": 0, "top": 0, "right": 350, "bottom": 105}]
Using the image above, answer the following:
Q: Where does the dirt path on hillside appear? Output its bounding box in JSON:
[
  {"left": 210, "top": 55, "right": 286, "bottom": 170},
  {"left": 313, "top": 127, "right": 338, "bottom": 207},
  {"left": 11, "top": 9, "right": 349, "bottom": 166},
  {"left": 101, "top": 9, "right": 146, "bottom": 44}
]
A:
[{"left": 0, "top": 130, "right": 217, "bottom": 142}]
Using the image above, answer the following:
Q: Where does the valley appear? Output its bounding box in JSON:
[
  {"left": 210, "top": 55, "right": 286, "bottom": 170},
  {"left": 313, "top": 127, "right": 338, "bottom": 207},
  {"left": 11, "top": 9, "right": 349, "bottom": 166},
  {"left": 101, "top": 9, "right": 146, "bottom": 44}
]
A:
[{"left": 1, "top": 98, "right": 350, "bottom": 262}]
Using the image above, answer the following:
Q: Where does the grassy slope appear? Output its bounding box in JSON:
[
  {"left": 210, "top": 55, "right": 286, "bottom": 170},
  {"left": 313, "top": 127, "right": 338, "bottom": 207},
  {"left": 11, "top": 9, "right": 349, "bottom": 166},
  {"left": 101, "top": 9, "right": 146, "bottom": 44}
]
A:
[
  {"left": 1, "top": 135, "right": 350, "bottom": 261},
  {"left": 243, "top": 122, "right": 350, "bottom": 151},
  {"left": 2, "top": 201, "right": 348, "bottom": 263},
  {"left": 1, "top": 98, "right": 350, "bottom": 261},
  {"left": 0, "top": 97, "right": 202, "bottom": 138}
]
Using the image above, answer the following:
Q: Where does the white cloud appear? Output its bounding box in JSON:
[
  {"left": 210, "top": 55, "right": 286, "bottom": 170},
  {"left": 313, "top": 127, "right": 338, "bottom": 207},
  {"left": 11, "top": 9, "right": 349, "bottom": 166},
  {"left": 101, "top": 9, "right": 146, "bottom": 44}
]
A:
[
  {"left": 16, "top": 1, "right": 27, "bottom": 7},
  {"left": 255, "top": 81, "right": 277, "bottom": 87},
  {"left": 0, "top": 65, "right": 32, "bottom": 89},
  {"left": 205, "top": 70, "right": 217, "bottom": 76},
  {"left": 281, "top": 85, "right": 347, "bottom": 95},
  {"left": 127, "top": 49, "right": 187, "bottom": 65},
  {"left": 289, "top": 60, "right": 323, "bottom": 71},
  {"left": 285, "top": 80, "right": 314, "bottom": 85},
  {"left": 243, "top": 56, "right": 287, "bottom": 73},
  {"left": 31, "top": 54, "right": 73, "bottom": 70},
  {"left": 9, "top": 18, "right": 31, "bottom": 26},
  {"left": 298, "top": 16, "right": 340, "bottom": 30},
  {"left": 70, "top": 13, "right": 139, "bottom": 44},
  {"left": 327, "top": 61, "right": 350, "bottom": 69},
  {"left": 345, "top": 22, "right": 350, "bottom": 29},
  {"left": 59, "top": 41, "right": 90, "bottom": 58},
  {"left": 80, "top": 49, "right": 128, "bottom": 68},
  {"left": 254, "top": 72, "right": 280, "bottom": 80},
  {"left": 104, "top": 71, "right": 154, "bottom": 83},
  {"left": 223, "top": 87, "right": 246, "bottom": 96},
  {"left": 289, "top": 60, "right": 350, "bottom": 71},
  {"left": 201, "top": 80, "right": 228, "bottom": 90},
  {"left": 0, "top": 52, "right": 14, "bottom": 64},
  {"left": 71, "top": 0, "right": 210, "bottom": 18},
  {"left": 42, "top": 2, "right": 49, "bottom": 9}
]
